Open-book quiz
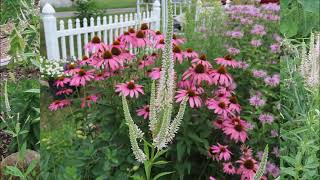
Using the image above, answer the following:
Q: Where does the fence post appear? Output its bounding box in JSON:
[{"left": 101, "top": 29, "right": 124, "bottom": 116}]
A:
[
  {"left": 153, "top": 0, "right": 161, "bottom": 31},
  {"left": 42, "top": 3, "right": 60, "bottom": 60}
]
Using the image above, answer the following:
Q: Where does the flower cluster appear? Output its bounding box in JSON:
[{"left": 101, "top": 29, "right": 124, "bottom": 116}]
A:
[{"left": 208, "top": 2, "right": 280, "bottom": 179}]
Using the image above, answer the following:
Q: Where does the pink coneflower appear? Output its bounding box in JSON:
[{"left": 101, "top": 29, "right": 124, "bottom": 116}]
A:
[
  {"left": 209, "top": 176, "right": 216, "bottom": 180},
  {"left": 172, "top": 34, "right": 185, "bottom": 45},
  {"left": 210, "top": 66, "right": 233, "bottom": 87},
  {"left": 136, "top": 105, "right": 150, "bottom": 119},
  {"left": 214, "top": 86, "right": 233, "bottom": 98},
  {"left": 183, "top": 48, "right": 199, "bottom": 59},
  {"left": 258, "top": 113, "right": 274, "bottom": 124},
  {"left": 119, "top": 31, "right": 135, "bottom": 45},
  {"left": 183, "top": 63, "right": 212, "bottom": 85},
  {"left": 155, "top": 39, "right": 165, "bottom": 49},
  {"left": 210, "top": 143, "right": 232, "bottom": 161},
  {"left": 191, "top": 54, "right": 212, "bottom": 68},
  {"left": 49, "top": 99, "right": 71, "bottom": 111},
  {"left": 95, "top": 50, "right": 121, "bottom": 71},
  {"left": 65, "top": 63, "right": 80, "bottom": 75},
  {"left": 133, "top": 30, "right": 151, "bottom": 48},
  {"left": 115, "top": 80, "right": 144, "bottom": 98},
  {"left": 207, "top": 98, "right": 231, "bottom": 118},
  {"left": 249, "top": 95, "right": 265, "bottom": 107},
  {"left": 212, "top": 116, "right": 224, "bottom": 129},
  {"left": 252, "top": 69, "right": 267, "bottom": 78},
  {"left": 70, "top": 69, "right": 95, "bottom": 87},
  {"left": 229, "top": 95, "right": 241, "bottom": 114},
  {"left": 270, "top": 130, "right": 279, "bottom": 137},
  {"left": 270, "top": 43, "right": 280, "bottom": 53},
  {"left": 236, "top": 157, "right": 258, "bottom": 180},
  {"left": 173, "top": 46, "right": 184, "bottom": 64},
  {"left": 94, "top": 71, "right": 109, "bottom": 81},
  {"left": 140, "top": 23, "right": 156, "bottom": 36},
  {"left": 264, "top": 74, "right": 280, "bottom": 87},
  {"left": 154, "top": 31, "right": 164, "bottom": 41},
  {"left": 175, "top": 87, "right": 203, "bottom": 108},
  {"left": 250, "top": 39, "right": 262, "bottom": 47},
  {"left": 177, "top": 79, "right": 193, "bottom": 89},
  {"left": 223, "top": 162, "right": 236, "bottom": 175},
  {"left": 55, "top": 76, "right": 70, "bottom": 88},
  {"left": 215, "top": 55, "right": 238, "bottom": 68},
  {"left": 81, "top": 94, "right": 98, "bottom": 108},
  {"left": 227, "top": 47, "right": 240, "bottom": 56},
  {"left": 223, "top": 117, "right": 248, "bottom": 143},
  {"left": 240, "top": 144, "right": 253, "bottom": 158},
  {"left": 148, "top": 67, "right": 161, "bottom": 80},
  {"left": 251, "top": 24, "right": 266, "bottom": 36},
  {"left": 138, "top": 55, "right": 155, "bottom": 69},
  {"left": 79, "top": 55, "right": 92, "bottom": 65},
  {"left": 56, "top": 88, "right": 73, "bottom": 96},
  {"left": 84, "top": 35, "right": 105, "bottom": 53}
]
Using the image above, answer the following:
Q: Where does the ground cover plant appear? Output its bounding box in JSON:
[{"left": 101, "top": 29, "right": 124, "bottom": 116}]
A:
[{"left": 41, "top": 0, "right": 279, "bottom": 179}]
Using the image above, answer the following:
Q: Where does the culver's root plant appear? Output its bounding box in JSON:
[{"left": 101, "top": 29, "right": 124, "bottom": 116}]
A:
[{"left": 121, "top": 0, "right": 187, "bottom": 179}]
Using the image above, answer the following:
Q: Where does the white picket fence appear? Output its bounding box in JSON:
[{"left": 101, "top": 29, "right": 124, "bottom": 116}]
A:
[
  {"left": 42, "top": 0, "right": 209, "bottom": 61},
  {"left": 42, "top": 1, "right": 162, "bottom": 60}
]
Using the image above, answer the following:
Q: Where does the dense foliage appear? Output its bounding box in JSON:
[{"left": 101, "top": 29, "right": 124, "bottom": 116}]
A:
[
  {"left": 280, "top": 0, "right": 320, "bottom": 38},
  {"left": 40, "top": 1, "right": 280, "bottom": 179}
]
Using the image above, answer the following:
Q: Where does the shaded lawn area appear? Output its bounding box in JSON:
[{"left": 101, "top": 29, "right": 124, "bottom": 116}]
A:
[{"left": 55, "top": 0, "right": 137, "bottom": 12}]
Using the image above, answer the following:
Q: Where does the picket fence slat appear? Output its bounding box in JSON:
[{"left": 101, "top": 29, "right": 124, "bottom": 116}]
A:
[
  {"left": 68, "top": 19, "right": 75, "bottom": 58},
  {"left": 59, "top": 20, "right": 67, "bottom": 59},
  {"left": 76, "top": 18, "right": 82, "bottom": 59}
]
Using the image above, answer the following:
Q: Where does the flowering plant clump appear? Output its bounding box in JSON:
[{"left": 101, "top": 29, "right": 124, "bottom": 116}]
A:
[{"left": 44, "top": 1, "right": 279, "bottom": 179}]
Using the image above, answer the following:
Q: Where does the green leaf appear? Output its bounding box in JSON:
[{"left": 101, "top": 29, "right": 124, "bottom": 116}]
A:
[
  {"left": 144, "top": 140, "right": 150, "bottom": 159},
  {"left": 153, "top": 171, "right": 175, "bottom": 180},
  {"left": 254, "top": 145, "right": 268, "bottom": 180},
  {"left": 153, "top": 160, "right": 169, "bottom": 166},
  {"left": 176, "top": 141, "right": 186, "bottom": 162},
  {"left": 24, "top": 89, "right": 40, "bottom": 93},
  {"left": 24, "top": 160, "right": 38, "bottom": 176},
  {"left": 4, "top": 166, "right": 25, "bottom": 178},
  {"left": 154, "top": 149, "right": 168, "bottom": 160},
  {"left": 19, "top": 142, "right": 27, "bottom": 161}
]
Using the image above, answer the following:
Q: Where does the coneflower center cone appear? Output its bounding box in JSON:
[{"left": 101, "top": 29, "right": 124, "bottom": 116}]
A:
[
  {"left": 217, "top": 66, "right": 227, "bottom": 74},
  {"left": 244, "top": 160, "right": 254, "bottom": 169},
  {"left": 92, "top": 36, "right": 101, "bottom": 44},
  {"left": 173, "top": 46, "right": 181, "bottom": 53},
  {"left": 111, "top": 47, "right": 121, "bottom": 56},
  {"left": 187, "top": 48, "right": 193, "bottom": 53},
  {"left": 103, "top": 51, "right": 113, "bottom": 59},
  {"left": 195, "top": 64, "right": 205, "bottom": 73},
  {"left": 200, "top": 54, "right": 207, "bottom": 60},
  {"left": 127, "top": 82, "right": 136, "bottom": 89},
  {"left": 136, "top": 30, "right": 145, "bottom": 38},
  {"left": 141, "top": 23, "right": 149, "bottom": 30},
  {"left": 218, "top": 102, "right": 226, "bottom": 109},
  {"left": 187, "top": 90, "right": 196, "bottom": 97},
  {"left": 78, "top": 69, "right": 86, "bottom": 76}
]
